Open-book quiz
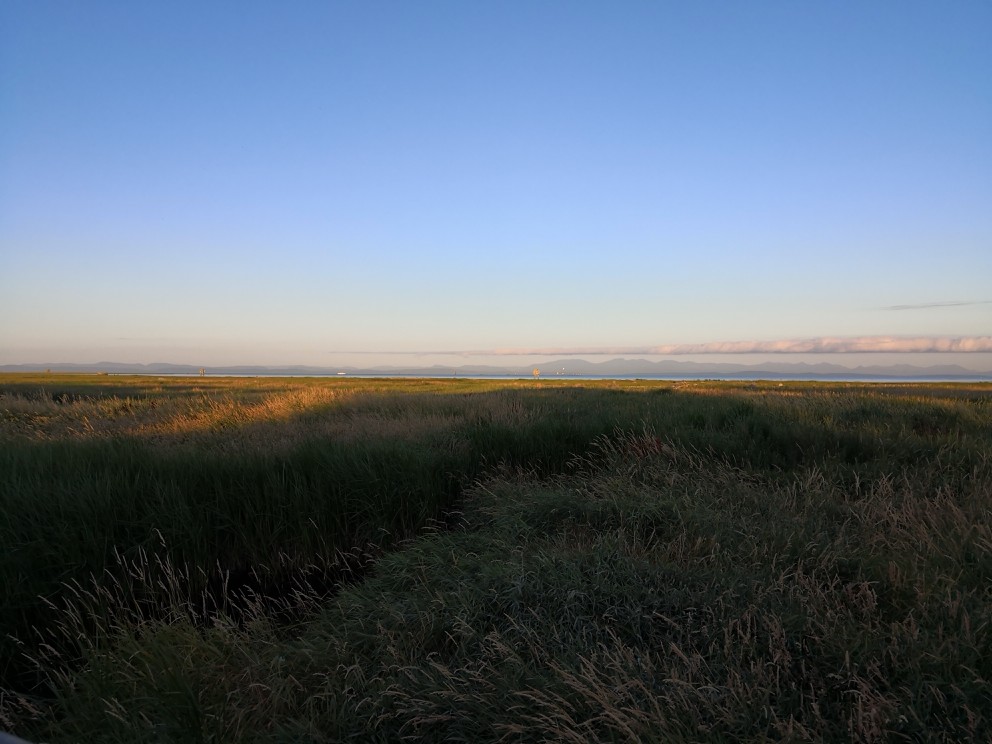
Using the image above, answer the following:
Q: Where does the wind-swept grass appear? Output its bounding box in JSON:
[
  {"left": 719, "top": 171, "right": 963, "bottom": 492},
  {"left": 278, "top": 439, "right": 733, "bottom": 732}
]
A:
[{"left": 1, "top": 375, "right": 990, "bottom": 740}]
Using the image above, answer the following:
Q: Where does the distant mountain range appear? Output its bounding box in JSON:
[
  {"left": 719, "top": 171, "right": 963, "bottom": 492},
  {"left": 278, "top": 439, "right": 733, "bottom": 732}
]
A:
[{"left": 2, "top": 359, "right": 990, "bottom": 380}]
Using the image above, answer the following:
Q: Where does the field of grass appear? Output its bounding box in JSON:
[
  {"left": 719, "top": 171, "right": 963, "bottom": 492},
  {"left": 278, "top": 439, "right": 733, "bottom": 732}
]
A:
[{"left": 1, "top": 374, "right": 990, "bottom": 741}]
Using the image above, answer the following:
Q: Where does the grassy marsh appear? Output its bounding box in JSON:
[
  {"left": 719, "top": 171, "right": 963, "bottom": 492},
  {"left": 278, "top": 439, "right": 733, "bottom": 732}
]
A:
[{"left": 1, "top": 374, "right": 990, "bottom": 741}]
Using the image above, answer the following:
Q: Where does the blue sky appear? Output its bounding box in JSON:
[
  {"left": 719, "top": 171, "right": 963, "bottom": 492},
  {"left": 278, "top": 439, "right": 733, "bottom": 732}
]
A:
[{"left": 2, "top": 1, "right": 990, "bottom": 370}]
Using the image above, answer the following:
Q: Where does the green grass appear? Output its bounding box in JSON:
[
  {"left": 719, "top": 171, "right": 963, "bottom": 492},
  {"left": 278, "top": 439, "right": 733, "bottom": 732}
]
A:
[{"left": 1, "top": 374, "right": 990, "bottom": 741}]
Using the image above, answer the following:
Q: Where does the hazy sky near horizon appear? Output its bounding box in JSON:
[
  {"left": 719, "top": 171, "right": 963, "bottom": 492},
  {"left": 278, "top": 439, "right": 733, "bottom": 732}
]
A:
[{"left": 2, "top": 2, "right": 990, "bottom": 369}]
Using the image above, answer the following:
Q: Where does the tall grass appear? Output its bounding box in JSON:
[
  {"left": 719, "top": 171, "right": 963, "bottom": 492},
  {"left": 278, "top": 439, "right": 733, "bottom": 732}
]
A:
[{"left": 1, "top": 375, "right": 989, "bottom": 740}]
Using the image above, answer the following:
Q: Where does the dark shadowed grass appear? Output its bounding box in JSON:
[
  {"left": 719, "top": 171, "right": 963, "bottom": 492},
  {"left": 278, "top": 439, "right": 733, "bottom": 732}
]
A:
[
  {"left": 16, "top": 430, "right": 990, "bottom": 742},
  {"left": 1, "top": 375, "right": 990, "bottom": 740}
]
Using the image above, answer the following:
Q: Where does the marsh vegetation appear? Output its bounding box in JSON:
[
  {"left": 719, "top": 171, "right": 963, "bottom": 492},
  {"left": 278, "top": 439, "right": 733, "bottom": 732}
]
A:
[{"left": 1, "top": 374, "right": 989, "bottom": 741}]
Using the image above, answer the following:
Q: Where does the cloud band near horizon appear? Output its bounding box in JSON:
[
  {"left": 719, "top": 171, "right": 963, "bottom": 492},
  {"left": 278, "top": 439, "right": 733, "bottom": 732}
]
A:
[
  {"left": 883, "top": 300, "right": 992, "bottom": 311},
  {"left": 336, "top": 336, "right": 992, "bottom": 356}
]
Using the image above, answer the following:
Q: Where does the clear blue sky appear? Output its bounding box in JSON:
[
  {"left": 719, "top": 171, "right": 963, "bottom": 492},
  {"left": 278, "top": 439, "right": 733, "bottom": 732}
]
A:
[{"left": 2, "top": 1, "right": 990, "bottom": 369}]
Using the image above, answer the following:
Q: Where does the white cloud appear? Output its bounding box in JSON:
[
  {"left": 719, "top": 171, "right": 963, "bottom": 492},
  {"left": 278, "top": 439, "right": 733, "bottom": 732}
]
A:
[
  {"left": 342, "top": 336, "right": 992, "bottom": 356},
  {"left": 641, "top": 336, "right": 992, "bottom": 354}
]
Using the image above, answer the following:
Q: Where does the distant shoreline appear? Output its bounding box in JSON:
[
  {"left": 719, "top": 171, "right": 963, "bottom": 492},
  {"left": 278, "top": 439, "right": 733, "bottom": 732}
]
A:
[
  {"left": 176, "top": 373, "right": 992, "bottom": 383},
  {"left": 3, "top": 371, "right": 990, "bottom": 384}
]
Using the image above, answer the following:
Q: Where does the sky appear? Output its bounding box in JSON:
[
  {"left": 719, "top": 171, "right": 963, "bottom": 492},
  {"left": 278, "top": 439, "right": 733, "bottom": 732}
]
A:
[{"left": 1, "top": 1, "right": 990, "bottom": 371}]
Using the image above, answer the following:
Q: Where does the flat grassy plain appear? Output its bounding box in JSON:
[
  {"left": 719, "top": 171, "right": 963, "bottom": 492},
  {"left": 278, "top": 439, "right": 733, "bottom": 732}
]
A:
[{"left": 1, "top": 374, "right": 990, "bottom": 742}]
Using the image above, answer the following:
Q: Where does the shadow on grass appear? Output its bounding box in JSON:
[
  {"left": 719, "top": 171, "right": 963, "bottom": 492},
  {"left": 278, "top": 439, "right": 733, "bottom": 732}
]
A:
[{"left": 1, "top": 378, "right": 990, "bottom": 708}]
